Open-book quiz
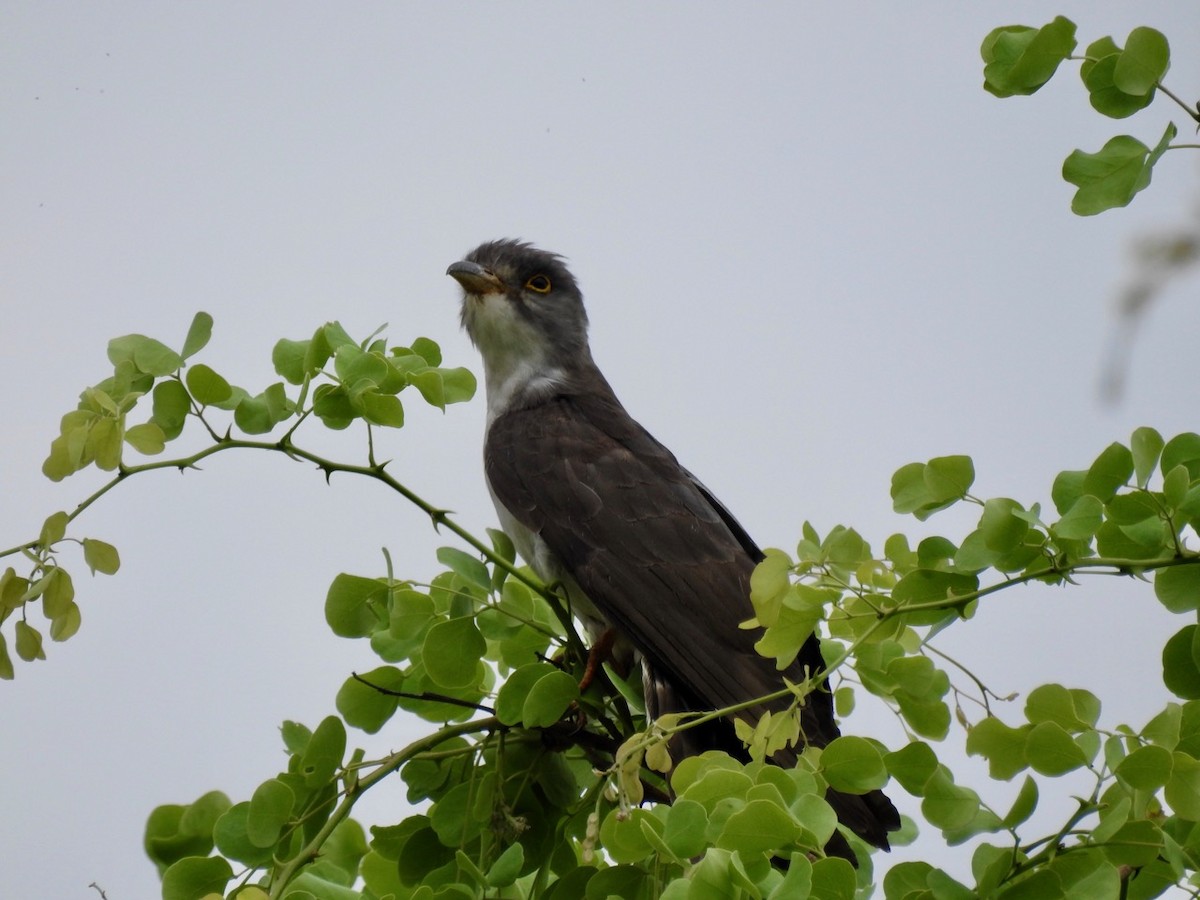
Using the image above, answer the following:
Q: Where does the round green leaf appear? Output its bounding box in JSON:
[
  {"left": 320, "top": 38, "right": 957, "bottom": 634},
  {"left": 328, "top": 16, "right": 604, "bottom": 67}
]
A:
[
  {"left": 921, "top": 767, "right": 980, "bottom": 831},
  {"left": 422, "top": 617, "right": 485, "bottom": 689},
  {"left": 181, "top": 312, "right": 213, "bottom": 360},
  {"left": 662, "top": 798, "right": 708, "bottom": 860},
  {"left": 486, "top": 842, "right": 525, "bottom": 888},
  {"left": 521, "top": 668, "right": 579, "bottom": 728},
  {"left": 600, "top": 808, "right": 659, "bottom": 864},
  {"left": 161, "top": 855, "right": 233, "bottom": 900},
  {"left": 1115, "top": 744, "right": 1173, "bottom": 791},
  {"left": 324, "top": 573, "right": 388, "bottom": 638},
  {"left": 213, "top": 803, "right": 274, "bottom": 867},
  {"left": 1113, "top": 27, "right": 1169, "bottom": 96},
  {"left": 820, "top": 736, "right": 888, "bottom": 793},
  {"left": 1025, "top": 721, "right": 1087, "bottom": 776},
  {"left": 716, "top": 798, "right": 800, "bottom": 856},
  {"left": 1156, "top": 566, "right": 1200, "bottom": 614},
  {"left": 1165, "top": 752, "right": 1200, "bottom": 819},
  {"left": 336, "top": 666, "right": 403, "bottom": 733},
  {"left": 299, "top": 715, "right": 346, "bottom": 788},
  {"left": 884, "top": 741, "right": 939, "bottom": 794},
  {"left": 185, "top": 363, "right": 232, "bottom": 405},
  {"left": 1163, "top": 625, "right": 1200, "bottom": 699},
  {"left": 247, "top": 778, "right": 294, "bottom": 848},
  {"left": 83, "top": 538, "right": 121, "bottom": 575}
]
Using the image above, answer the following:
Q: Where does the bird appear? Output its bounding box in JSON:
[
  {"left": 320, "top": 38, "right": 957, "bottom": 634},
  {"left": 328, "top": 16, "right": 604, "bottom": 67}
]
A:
[{"left": 447, "top": 239, "right": 900, "bottom": 861}]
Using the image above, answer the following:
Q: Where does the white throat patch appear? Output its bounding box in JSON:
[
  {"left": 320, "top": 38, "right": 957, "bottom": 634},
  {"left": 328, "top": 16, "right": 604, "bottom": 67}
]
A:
[{"left": 463, "top": 292, "right": 565, "bottom": 422}]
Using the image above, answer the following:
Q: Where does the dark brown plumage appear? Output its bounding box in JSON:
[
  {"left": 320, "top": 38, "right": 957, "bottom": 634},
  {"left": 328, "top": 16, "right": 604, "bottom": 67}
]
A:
[{"left": 450, "top": 239, "right": 900, "bottom": 861}]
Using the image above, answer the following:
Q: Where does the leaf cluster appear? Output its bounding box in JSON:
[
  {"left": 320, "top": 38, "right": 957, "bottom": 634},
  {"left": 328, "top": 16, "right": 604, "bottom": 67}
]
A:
[
  {"left": 0, "top": 314, "right": 476, "bottom": 678},
  {"left": 981, "top": 17, "right": 1196, "bottom": 215}
]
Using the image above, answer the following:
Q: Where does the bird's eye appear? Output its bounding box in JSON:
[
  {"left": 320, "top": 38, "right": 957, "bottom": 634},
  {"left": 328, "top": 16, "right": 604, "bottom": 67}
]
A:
[{"left": 525, "top": 274, "right": 552, "bottom": 293}]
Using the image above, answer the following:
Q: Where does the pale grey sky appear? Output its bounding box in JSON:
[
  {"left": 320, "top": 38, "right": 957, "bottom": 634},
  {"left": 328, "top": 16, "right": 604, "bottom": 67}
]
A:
[{"left": 3, "top": 3, "right": 1198, "bottom": 897}]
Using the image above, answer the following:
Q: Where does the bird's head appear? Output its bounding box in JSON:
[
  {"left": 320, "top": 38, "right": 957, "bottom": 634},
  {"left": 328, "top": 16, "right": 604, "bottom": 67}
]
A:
[{"left": 448, "top": 240, "right": 590, "bottom": 376}]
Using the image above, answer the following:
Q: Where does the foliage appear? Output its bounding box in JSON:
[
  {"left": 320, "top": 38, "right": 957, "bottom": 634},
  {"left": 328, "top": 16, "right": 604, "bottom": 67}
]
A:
[
  {"left": 981, "top": 16, "right": 1199, "bottom": 214},
  {"left": 7, "top": 14, "right": 1200, "bottom": 900}
]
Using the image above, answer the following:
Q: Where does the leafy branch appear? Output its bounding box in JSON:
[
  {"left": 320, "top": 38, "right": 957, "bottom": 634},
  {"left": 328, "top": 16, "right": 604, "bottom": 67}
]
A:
[{"left": 982, "top": 17, "right": 1197, "bottom": 214}]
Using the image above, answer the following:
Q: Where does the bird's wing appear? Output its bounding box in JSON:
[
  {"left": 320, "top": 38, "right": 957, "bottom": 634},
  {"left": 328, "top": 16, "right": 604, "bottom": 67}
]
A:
[{"left": 484, "top": 388, "right": 836, "bottom": 743}]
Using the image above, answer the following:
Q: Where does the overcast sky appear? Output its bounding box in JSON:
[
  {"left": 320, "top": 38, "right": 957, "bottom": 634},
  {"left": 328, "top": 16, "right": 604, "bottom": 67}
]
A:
[{"left": 3, "top": 3, "right": 1199, "bottom": 897}]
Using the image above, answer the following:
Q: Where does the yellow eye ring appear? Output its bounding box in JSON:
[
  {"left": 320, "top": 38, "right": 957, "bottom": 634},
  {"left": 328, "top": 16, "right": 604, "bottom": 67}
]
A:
[{"left": 525, "top": 274, "right": 552, "bottom": 293}]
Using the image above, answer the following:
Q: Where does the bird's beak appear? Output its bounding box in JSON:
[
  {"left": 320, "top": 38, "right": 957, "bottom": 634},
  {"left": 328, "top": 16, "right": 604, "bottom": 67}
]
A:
[{"left": 447, "top": 260, "right": 504, "bottom": 295}]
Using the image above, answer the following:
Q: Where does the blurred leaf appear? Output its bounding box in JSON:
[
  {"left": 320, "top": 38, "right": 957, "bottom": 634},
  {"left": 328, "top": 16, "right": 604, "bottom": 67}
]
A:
[
  {"left": 884, "top": 741, "right": 939, "bottom": 794},
  {"left": 1165, "top": 752, "right": 1200, "bottom": 819},
  {"left": 151, "top": 380, "right": 191, "bottom": 440},
  {"left": 966, "top": 717, "right": 1029, "bottom": 780},
  {"left": 15, "top": 621, "right": 45, "bottom": 661},
  {"left": 921, "top": 767, "right": 981, "bottom": 831}
]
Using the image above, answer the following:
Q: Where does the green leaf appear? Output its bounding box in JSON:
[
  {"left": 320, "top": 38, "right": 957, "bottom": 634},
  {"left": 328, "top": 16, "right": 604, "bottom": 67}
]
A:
[
  {"left": 336, "top": 666, "right": 403, "bottom": 733},
  {"left": 1063, "top": 133, "right": 1164, "bottom": 216},
  {"left": 299, "top": 716, "right": 346, "bottom": 788},
  {"left": 486, "top": 842, "right": 524, "bottom": 887},
  {"left": 820, "top": 736, "right": 888, "bottom": 793},
  {"left": 521, "top": 668, "right": 579, "bottom": 727},
  {"left": 1101, "top": 820, "right": 1163, "bottom": 868},
  {"left": 234, "top": 382, "right": 293, "bottom": 434},
  {"left": 1165, "top": 751, "right": 1200, "bottom": 819},
  {"left": 1164, "top": 625, "right": 1200, "bottom": 699},
  {"left": 82, "top": 538, "right": 120, "bottom": 575},
  {"left": 717, "top": 799, "right": 800, "bottom": 856},
  {"left": 966, "top": 717, "right": 1029, "bottom": 780},
  {"left": 981, "top": 17, "right": 1077, "bottom": 97},
  {"left": 1156, "top": 566, "right": 1200, "bottom": 614},
  {"left": 357, "top": 389, "right": 405, "bottom": 427},
  {"left": 39, "top": 510, "right": 68, "bottom": 547},
  {"left": 247, "top": 778, "right": 294, "bottom": 848},
  {"left": 124, "top": 422, "right": 166, "bottom": 454},
  {"left": 662, "top": 798, "right": 708, "bottom": 860},
  {"left": 273, "top": 338, "right": 311, "bottom": 384},
  {"left": 436, "top": 546, "right": 491, "bottom": 592},
  {"left": 185, "top": 364, "right": 232, "bottom": 405},
  {"left": 926, "top": 455, "right": 975, "bottom": 505},
  {"left": 181, "top": 312, "right": 214, "bottom": 360},
  {"left": 600, "top": 807, "right": 659, "bottom": 864},
  {"left": 151, "top": 379, "right": 191, "bottom": 440},
  {"left": 1083, "top": 54, "right": 1155, "bottom": 119},
  {"left": 0, "top": 634, "right": 13, "bottom": 680},
  {"left": 109, "top": 333, "right": 184, "bottom": 376},
  {"left": 979, "top": 498, "right": 1028, "bottom": 552},
  {"left": 1025, "top": 683, "right": 1096, "bottom": 732},
  {"left": 1003, "top": 775, "right": 1039, "bottom": 829},
  {"left": 1025, "top": 721, "right": 1087, "bottom": 776},
  {"left": 1051, "top": 495, "right": 1103, "bottom": 541},
  {"left": 1115, "top": 743, "right": 1173, "bottom": 791},
  {"left": 1163, "top": 433, "right": 1200, "bottom": 479},
  {"left": 422, "top": 617, "right": 485, "bottom": 689},
  {"left": 1083, "top": 442, "right": 1134, "bottom": 501},
  {"left": 15, "top": 621, "right": 45, "bottom": 661},
  {"left": 1113, "top": 27, "right": 1169, "bottom": 96},
  {"left": 921, "top": 766, "right": 980, "bottom": 831},
  {"left": 324, "top": 573, "right": 388, "bottom": 638},
  {"left": 1131, "top": 427, "right": 1165, "bottom": 488},
  {"left": 884, "top": 741, "right": 939, "bottom": 794},
  {"left": 809, "top": 855, "right": 857, "bottom": 900},
  {"left": 161, "top": 856, "right": 233, "bottom": 900},
  {"left": 495, "top": 662, "right": 558, "bottom": 725}
]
